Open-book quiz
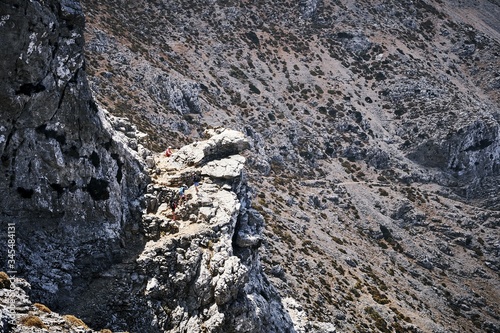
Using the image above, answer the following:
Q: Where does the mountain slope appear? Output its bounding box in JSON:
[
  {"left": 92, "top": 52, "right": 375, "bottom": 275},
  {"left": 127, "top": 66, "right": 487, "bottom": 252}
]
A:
[
  {"left": 80, "top": 0, "right": 500, "bottom": 332},
  {"left": 0, "top": 1, "right": 293, "bottom": 332}
]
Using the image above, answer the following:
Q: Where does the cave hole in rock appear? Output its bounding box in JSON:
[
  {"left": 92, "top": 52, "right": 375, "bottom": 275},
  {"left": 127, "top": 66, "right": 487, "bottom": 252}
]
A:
[
  {"left": 15, "top": 83, "right": 46, "bottom": 96},
  {"left": 89, "top": 152, "right": 100, "bottom": 168},
  {"left": 50, "top": 183, "right": 65, "bottom": 197},
  {"left": 35, "top": 124, "right": 66, "bottom": 145},
  {"left": 86, "top": 178, "right": 110, "bottom": 200},
  {"left": 111, "top": 154, "right": 123, "bottom": 183},
  {"left": 17, "top": 187, "right": 34, "bottom": 198}
]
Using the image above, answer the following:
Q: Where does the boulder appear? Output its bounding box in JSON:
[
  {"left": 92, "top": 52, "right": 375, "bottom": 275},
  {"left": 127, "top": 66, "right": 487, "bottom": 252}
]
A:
[
  {"left": 169, "top": 129, "right": 250, "bottom": 169},
  {"left": 201, "top": 155, "right": 246, "bottom": 179}
]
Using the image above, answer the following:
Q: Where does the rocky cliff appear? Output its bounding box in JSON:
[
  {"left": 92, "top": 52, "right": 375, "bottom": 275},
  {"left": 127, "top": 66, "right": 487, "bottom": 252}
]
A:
[
  {"left": 78, "top": 0, "right": 500, "bottom": 332},
  {"left": 0, "top": 0, "right": 148, "bottom": 309},
  {"left": 0, "top": 1, "right": 293, "bottom": 332},
  {"left": 1, "top": 0, "right": 500, "bottom": 332}
]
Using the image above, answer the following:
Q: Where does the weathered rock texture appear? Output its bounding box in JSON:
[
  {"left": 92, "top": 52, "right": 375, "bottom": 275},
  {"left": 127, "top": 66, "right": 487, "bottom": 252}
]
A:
[
  {"left": 0, "top": 0, "right": 149, "bottom": 311},
  {"left": 0, "top": 1, "right": 293, "bottom": 333},
  {"left": 0, "top": 129, "right": 294, "bottom": 333},
  {"left": 80, "top": 0, "right": 500, "bottom": 332},
  {"left": 128, "top": 130, "right": 294, "bottom": 332},
  {"left": 0, "top": 274, "right": 102, "bottom": 333}
]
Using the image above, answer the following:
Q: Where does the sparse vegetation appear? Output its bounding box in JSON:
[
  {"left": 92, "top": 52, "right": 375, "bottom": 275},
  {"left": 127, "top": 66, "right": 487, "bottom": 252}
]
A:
[
  {"left": 34, "top": 302, "right": 52, "bottom": 313},
  {"left": 364, "top": 307, "right": 390, "bottom": 333},
  {"left": 19, "top": 315, "right": 46, "bottom": 329},
  {"left": 64, "top": 315, "right": 89, "bottom": 328},
  {"left": 0, "top": 272, "right": 11, "bottom": 289}
]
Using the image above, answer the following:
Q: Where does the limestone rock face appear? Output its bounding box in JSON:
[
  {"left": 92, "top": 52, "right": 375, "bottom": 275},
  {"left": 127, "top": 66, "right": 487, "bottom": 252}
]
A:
[
  {"left": 201, "top": 155, "right": 246, "bottom": 179},
  {"left": 124, "top": 130, "right": 294, "bottom": 333},
  {"left": 0, "top": 0, "right": 149, "bottom": 309},
  {"left": 169, "top": 128, "right": 250, "bottom": 169},
  {"left": 408, "top": 117, "right": 500, "bottom": 208},
  {"left": 0, "top": 1, "right": 293, "bottom": 332}
]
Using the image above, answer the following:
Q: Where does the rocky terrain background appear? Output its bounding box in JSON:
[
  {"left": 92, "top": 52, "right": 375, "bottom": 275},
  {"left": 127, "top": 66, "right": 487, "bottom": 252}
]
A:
[
  {"left": 0, "top": 0, "right": 147, "bottom": 311},
  {"left": 0, "top": 0, "right": 499, "bottom": 332},
  {"left": 79, "top": 0, "right": 500, "bottom": 332},
  {"left": 0, "top": 1, "right": 294, "bottom": 333}
]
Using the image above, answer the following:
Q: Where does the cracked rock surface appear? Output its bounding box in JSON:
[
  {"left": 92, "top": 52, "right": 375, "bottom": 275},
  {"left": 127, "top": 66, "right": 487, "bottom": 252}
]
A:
[{"left": 0, "top": 1, "right": 293, "bottom": 333}]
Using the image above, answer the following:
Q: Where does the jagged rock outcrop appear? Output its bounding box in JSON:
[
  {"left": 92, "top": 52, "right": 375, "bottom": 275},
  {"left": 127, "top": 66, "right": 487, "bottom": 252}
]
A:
[
  {"left": 0, "top": 1, "right": 294, "bottom": 332},
  {"left": 78, "top": 0, "right": 500, "bottom": 332},
  {"left": 168, "top": 128, "right": 250, "bottom": 169},
  {"left": 408, "top": 116, "right": 500, "bottom": 208},
  {"left": 0, "top": 0, "right": 149, "bottom": 309},
  {"left": 52, "top": 129, "right": 295, "bottom": 333},
  {"left": 136, "top": 129, "right": 293, "bottom": 333}
]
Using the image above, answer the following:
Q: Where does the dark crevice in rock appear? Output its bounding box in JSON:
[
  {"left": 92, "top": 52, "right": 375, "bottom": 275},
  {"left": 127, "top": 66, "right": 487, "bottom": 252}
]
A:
[
  {"left": 67, "top": 145, "right": 80, "bottom": 158},
  {"left": 56, "top": 85, "right": 66, "bottom": 110},
  {"left": 116, "top": 163, "right": 123, "bottom": 183},
  {"left": 55, "top": 68, "right": 80, "bottom": 111},
  {"left": 15, "top": 83, "right": 46, "bottom": 96},
  {"left": 51, "top": 41, "right": 59, "bottom": 59},
  {"left": 50, "top": 183, "right": 65, "bottom": 197},
  {"left": 89, "top": 151, "right": 100, "bottom": 168},
  {"left": 0, "top": 154, "right": 9, "bottom": 168},
  {"left": 68, "top": 67, "right": 80, "bottom": 84},
  {"left": 89, "top": 99, "right": 99, "bottom": 113},
  {"left": 103, "top": 139, "right": 113, "bottom": 151},
  {"left": 85, "top": 177, "right": 110, "bottom": 201},
  {"left": 2, "top": 127, "right": 15, "bottom": 153},
  {"left": 17, "top": 187, "right": 34, "bottom": 199},
  {"left": 111, "top": 154, "right": 124, "bottom": 183},
  {"left": 35, "top": 124, "right": 66, "bottom": 145},
  {"left": 8, "top": 174, "right": 15, "bottom": 188},
  {"left": 68, "top": 180, "right": 78, "bottom": 193},
  {"left": 464, "top": 139, "right": 494, "bottom": 152}
]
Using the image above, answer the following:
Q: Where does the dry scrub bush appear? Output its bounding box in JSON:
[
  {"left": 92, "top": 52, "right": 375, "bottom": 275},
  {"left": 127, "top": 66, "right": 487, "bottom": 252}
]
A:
[
  {"left": 0, "top": 272, "right": 11, "bottom": 289},
  {"left": 34, "top": 302, "right": 52, "bottom": 313},
  {"left": 19, "top": 315, "right": 46, "bottom": 329},
  {"left": 64, "top": 314, "right": 89, "bottom": 328}
]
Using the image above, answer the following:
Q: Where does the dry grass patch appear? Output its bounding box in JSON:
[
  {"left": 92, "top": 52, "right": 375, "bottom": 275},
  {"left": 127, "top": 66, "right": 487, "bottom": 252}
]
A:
[
  {"left": 0, "top": 271, "right": 11, "bottom": 289},
  {"left": 34, "top": 302, "right": 52, "bottom": 313},
  {"left": 19, "top": 315, "right": 46, "bottom": 329},
  {"left": 64, "top": 314, "right": 89, "bottom": 328}
]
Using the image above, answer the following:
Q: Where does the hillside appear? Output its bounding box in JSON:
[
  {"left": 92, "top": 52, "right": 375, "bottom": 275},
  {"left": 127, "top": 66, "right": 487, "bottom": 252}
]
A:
[
  {"left": 1, "top": 0, "right": 499, "bottom": 332},
  {"left": 0, "top": 1, "right": 290, "bottom": 332},
  {"left": 80, "top": 0, "right": 500, "bottom": 332}
]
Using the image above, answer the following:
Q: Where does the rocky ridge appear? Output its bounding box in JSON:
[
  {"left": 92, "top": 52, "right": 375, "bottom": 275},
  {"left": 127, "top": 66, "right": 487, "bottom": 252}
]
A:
[
  {"left": 1, "top": 127, "right": 296, "bottom": 333},
  {"left": 0, "top": 1, "right": 295, "bottom": 333},
  {"left": 80, "top": 0, "right": 500, "bottom": 332}
]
